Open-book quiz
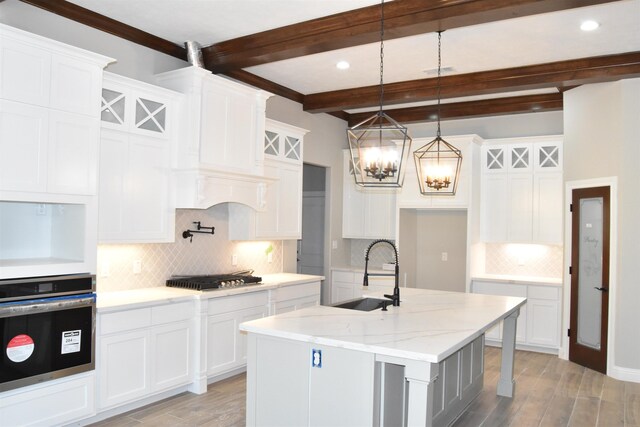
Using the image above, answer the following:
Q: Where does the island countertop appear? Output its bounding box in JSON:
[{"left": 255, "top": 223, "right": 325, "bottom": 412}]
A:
[{"left": 240, "top": 287, "right": 526, "bottom": 363}]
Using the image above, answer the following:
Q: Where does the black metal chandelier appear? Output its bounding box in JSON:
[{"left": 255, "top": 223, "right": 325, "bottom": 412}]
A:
[
  {"left": 413, "top": 31, "right": 462, "bottom": 196},
  {"left": 346, "top": 0, "right": 412, "bottom": 187}
]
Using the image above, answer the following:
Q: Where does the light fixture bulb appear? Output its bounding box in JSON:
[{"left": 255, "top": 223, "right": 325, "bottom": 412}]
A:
[
  {"left": 336, "top": 60, "right": 350, "bottom": 70},
  {"left": 580, "top": 20, "right": 599, "bottom": 31}
]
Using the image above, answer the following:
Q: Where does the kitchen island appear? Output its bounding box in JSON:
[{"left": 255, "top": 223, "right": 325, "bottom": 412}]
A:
[{"left": 240, "top": 287, "right": 526, "bottom": 427}]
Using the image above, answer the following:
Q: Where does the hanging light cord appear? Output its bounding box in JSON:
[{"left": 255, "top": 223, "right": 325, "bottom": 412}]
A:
[
  {"left": 378, "top": 0, "right": 385, "bottom": 118},
  {"left": 436, "top": 30, "right": 443, "bottom": 138}
]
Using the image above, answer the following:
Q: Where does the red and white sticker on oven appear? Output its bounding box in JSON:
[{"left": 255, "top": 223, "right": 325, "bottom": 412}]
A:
[
  {"left": 6, "top": 334, "right": 35, "bottom": 363},
  {"left": 61, "top": 330, "right": 81, "bottom": 354}
]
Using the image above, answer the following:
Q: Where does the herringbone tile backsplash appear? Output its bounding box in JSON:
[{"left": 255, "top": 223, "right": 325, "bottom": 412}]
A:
[{"left": 96, "top": 205, "right": 283, "bottom": 292}]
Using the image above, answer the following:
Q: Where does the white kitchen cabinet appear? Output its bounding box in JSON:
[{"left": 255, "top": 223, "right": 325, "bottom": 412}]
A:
[
  {"left": 471, "top": 279, "right": 561, "bottom": 352},
  {"left": 533, "top": 171, "right": 563, "bottom": 243},
  {"left": 471, "top": 281, "right": 527, "bottom": 344},
  {"left": 98, "top": 329, "right": 149, "bottom": 408},
  {"left": 342, "top": 151, "right": 396, "bottom": 239},
  {"left": 0, "top": 24, "right": 111, "bottom": 196},
  {"left": 481, "top": 136, "right": 563, "bottom": 243},
  {"left": 98, "top": 129, "right": 174, "bottom": 243},
  {"left": 97, "top": 301, "right": 194, "bottom": 410},
  {"left": 271, "top": 281, "right": 321, "bottom": 314},
  {"left": 98, "top": 73, "right": 180, "bottom": 243},
  {"left": 228, "top": 120, "right": 307, "bottom": 240},
  {"left": 0, "top": 372, "right": 95, "bottom": 427},
  {"left": 206, "top": 292, "right": 269, "bottom": 377},
  {"left": 526, "top": 285, "right": 561, "bottom": 348}
]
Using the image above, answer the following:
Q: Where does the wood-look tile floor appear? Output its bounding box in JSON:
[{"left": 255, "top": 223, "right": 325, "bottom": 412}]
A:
[{"left": 91, "top": 347, "right": 640, "bottom": 427}]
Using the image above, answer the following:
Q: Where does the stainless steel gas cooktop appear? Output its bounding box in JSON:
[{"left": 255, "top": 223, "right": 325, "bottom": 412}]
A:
[{"left": 165, "top": 272, "right": 262, "bottom": 291}]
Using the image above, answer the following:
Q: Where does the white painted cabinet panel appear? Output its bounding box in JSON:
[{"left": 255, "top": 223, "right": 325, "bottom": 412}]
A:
[
  {"left": 506, "top": 173, "right": 533, "bottom": 242},
  {"left": 480, "top": 174, "right": 508, "bottom": 242},
  {"left": 0, "top": 36, "right": 51, "bottom": 107},
  {"left": 533, "top": 172, "right": 563, "bottom": 244},
  {"left": 0, "top": 101, "right": 48, "bottom": 192},
  {"left": 152, "top": 321, "right": 192, "bottom": 391},
  {"left": 0, "top": 373, "right": 95, "bottom": 427},
  {"left": 50, "top": 54, "right": 102, "bottom": 117},
  {"left": 526, "top": 298, "right": 560, "bottom": 347},
  {"left": 98, "top": 330, "right": 149, "bottom": 409},
  {"left": 98, "top": 129, "right": 174, "bottom": 243},
  {"left": 47, "top": 111, "right": 99, "bottom": 195}
]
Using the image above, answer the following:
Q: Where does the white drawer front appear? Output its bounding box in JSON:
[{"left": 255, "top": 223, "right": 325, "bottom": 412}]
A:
[
  {"left": 332, "top": 270, "right": 355, "bottom": 283},
  {"left": 207, "top": 291, "right": 269, "bottom": 314},
  {"left": 151, "top": 301, "right": 194, "bottom": 325},
  {"left": 273, "top": 282, "right": 320, "bottom": 302},
  {"left": 100, "top": 308, "right": 151, "bottom": 335},
  {"left": 527, "top": 285, "right": 559, "bottom": 300}
]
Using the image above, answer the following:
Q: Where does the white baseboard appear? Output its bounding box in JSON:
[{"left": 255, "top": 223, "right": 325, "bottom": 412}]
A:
[{"left": 609, "top": 365, "right": 640, "bottom": 383}]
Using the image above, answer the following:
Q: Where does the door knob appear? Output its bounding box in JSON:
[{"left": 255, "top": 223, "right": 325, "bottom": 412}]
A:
[{"left": 594, "top": 287, "right": 608, "bottom": 292}]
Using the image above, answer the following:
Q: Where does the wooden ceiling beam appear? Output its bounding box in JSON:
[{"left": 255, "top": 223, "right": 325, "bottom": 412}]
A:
[
  {"left": 347, "top": 93, "right": 563, "bottom": 127},
  {"left": 202, "top": 0, "right": 620, "bottom": 73},
  {"left": 305, "top": 52, "right": 640, "bottom": 113},
  {"left": 19, "top": 0, "right": 188, "bottom": 61}
]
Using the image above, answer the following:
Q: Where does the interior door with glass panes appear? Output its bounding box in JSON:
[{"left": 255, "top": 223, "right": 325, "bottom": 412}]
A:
[{"left": 569, "top": 186, "right": 610, "bottom": 374}]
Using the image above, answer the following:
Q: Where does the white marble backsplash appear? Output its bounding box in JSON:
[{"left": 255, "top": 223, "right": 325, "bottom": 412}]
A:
[
  {"left": 484, "top": 243, "right": 562, "bottom": 278},
  {"left": 96, "top": 205, "right": 283, "bottom": 292}
]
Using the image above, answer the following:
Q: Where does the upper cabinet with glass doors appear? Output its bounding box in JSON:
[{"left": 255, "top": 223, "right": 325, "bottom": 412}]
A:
[
  {"left": 480, "top": 136, "right": 563, "bottom": 244},
  {"left": 101, "top": 73, "right": 175, "bottom": 138}
]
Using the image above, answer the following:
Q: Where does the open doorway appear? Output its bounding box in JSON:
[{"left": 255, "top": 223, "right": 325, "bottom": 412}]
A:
[
  {"left": 398, "top": 209, "right": 467, "bottom": 291},
  {"left": 297, "top": 164, "right": 326, "bottom": 276}
]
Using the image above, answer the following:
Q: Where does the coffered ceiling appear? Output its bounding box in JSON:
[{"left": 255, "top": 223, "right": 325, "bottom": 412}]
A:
[{"left": 22, "top": 0, "right": 640, "bottom": 123}]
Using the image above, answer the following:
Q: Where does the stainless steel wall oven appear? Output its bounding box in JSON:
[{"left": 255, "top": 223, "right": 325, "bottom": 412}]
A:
[{"left": 0, "top": 274, "right": 95, "bottom": 392}]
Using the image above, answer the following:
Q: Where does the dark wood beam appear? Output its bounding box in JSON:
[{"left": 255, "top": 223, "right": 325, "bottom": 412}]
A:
[
  {"left": 348, "top": 93, "right": 563, "bottom": 126},
  {"left": 202, "top": 0, "right": 620, "bottom": 73},
  {"left": 19, "top": 0, "right": 188, "bottom": 61},
  {"left": 305, "top": 52, "right": 640, "bottom": 113},
  {"left": 224, "top": 69, "right": 305, "bottom": 103}
]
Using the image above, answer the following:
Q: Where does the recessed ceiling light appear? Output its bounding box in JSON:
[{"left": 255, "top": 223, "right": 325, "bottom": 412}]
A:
[
  {"left": 580, "top": 20, "right": 599, "bottom": 31},
  {"left": 336, "top": 61, "right": 350, "bottom": 70}
]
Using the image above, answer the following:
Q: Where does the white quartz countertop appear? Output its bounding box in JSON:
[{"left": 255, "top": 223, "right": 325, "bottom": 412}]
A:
[
  {"left": 471, "top": 274, "right": 562, "bottom": 286},
  {"left": 97, "top": 273, "right": 324, "bottom": 312},
  {"left": 240, "top": 287, "right": 525, "bottom": 363}
]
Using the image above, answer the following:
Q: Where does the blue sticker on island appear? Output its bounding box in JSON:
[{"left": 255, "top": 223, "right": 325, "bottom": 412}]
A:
[{"left": 311, "top": 349, "right": 322, "bottom": 368}]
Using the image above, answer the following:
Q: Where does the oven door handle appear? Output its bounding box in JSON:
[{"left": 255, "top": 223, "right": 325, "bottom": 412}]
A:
[{"left": 0, "top": 294, "right": 95, "bottom": 318}]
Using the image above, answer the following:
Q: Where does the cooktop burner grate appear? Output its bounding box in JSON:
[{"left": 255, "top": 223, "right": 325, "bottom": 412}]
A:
[{"left": 166, "top": 273, "right": 262, "bottom": 291}]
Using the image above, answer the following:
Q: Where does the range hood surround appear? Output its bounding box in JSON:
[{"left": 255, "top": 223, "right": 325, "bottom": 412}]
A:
[
  {"left": 155, "top": 66, "right": 274, "bottom": 211},
  {"left": 174, "top": 168, "right": 277, "bottom": 211}
]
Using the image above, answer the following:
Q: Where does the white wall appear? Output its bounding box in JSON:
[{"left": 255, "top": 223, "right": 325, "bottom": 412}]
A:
[
  {"left": 564, "top": 79, "right": 640, "bottom": 375},
  {"left": 399, "top": 210, "right": 467, "bottom": 291},
  {"left": 408, "top": 110, "right": 563, "bottom": 140}
]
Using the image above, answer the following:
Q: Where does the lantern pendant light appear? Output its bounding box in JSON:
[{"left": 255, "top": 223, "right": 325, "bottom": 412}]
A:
[
  {"left": 346, "top": 0, "right": 412, "bottom": 188},
  {"left": 413, "top": 31, "right": 462, "bottom": 196}
]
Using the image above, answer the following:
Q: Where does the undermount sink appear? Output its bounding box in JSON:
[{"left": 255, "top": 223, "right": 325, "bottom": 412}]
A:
[{"left": 332, "top": 297, "right": 388, "bottom": 311}]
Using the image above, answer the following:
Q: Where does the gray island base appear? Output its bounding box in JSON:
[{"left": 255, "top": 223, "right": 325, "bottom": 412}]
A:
[{"left": 240, "top": 288, "right": 525, "bottom": 426}]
